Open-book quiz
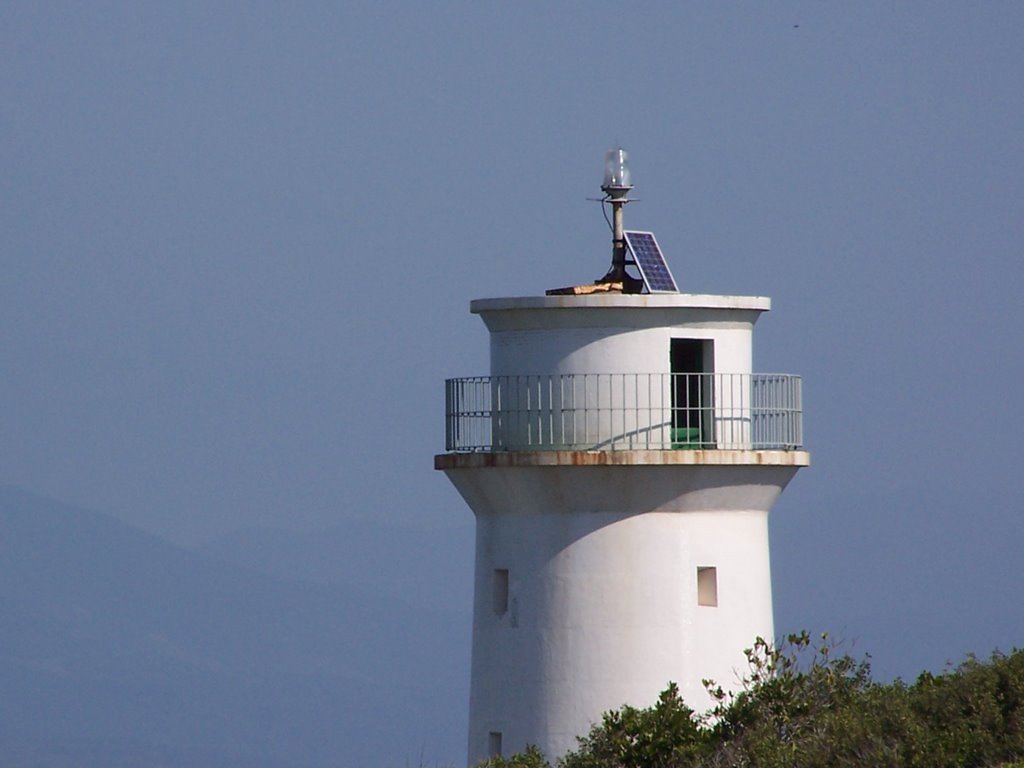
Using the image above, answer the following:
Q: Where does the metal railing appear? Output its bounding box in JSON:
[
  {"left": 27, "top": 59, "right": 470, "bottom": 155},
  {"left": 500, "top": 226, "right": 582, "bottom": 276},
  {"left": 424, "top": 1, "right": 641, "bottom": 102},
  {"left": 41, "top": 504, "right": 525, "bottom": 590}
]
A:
[{"left": 444, "top": 373, "right": 803, "bottom": 452}]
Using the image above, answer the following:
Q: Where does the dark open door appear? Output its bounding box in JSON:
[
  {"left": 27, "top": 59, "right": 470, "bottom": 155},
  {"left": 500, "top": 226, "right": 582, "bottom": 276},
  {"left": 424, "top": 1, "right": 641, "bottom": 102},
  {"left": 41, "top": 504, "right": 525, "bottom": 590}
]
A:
[{"left": 670, "top": 339, "right": 713, "bottom": 447}]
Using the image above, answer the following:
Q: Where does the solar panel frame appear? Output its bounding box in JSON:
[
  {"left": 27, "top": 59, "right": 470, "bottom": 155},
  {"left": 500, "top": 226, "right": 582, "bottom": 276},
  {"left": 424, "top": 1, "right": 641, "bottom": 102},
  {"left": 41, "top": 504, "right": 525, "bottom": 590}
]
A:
[{"left": 623, "top": 230, "right": 679, "bottom": 293}]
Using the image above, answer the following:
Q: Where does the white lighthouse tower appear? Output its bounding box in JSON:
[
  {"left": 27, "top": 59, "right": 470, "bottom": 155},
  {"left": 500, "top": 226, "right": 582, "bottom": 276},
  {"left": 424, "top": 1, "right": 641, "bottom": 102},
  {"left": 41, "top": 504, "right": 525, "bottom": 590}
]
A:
[{"left": 436, "top": 149, "right": 809, "bottom": 765}]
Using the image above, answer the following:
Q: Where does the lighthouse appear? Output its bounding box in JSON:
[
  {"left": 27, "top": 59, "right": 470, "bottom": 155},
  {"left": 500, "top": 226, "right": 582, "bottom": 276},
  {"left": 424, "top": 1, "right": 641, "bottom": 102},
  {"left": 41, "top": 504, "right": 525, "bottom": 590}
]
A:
[{"left": 435, "top": 149, "right": 810, "bottom": 764}]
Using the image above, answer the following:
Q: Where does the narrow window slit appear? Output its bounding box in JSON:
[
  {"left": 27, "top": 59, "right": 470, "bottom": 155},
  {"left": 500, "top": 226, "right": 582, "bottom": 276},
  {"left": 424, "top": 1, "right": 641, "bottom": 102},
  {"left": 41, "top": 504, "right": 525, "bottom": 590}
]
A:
[
  {"left": 488, "top": 731, "right": 503, "bottom": 757},
  {"left": 493, "top": 569, "right": 509, "bottom": 615},
  {"left": 697, "top": 566, "right": 718, "bottom": 607}
]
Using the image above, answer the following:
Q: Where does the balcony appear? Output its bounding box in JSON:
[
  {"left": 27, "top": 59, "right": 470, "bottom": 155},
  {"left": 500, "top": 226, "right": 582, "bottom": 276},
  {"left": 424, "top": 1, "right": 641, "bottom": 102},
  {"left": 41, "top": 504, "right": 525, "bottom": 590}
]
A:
[{"left": 444, "top": 373, "right": 803, "bottom": 453}]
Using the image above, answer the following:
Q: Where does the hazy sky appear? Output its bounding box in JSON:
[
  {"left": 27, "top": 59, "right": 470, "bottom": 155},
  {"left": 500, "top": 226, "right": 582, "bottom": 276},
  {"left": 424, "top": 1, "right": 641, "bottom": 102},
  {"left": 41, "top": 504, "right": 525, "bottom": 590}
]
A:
[{"left": 3, "top": 2, "right": 1023, "bottom": 682}]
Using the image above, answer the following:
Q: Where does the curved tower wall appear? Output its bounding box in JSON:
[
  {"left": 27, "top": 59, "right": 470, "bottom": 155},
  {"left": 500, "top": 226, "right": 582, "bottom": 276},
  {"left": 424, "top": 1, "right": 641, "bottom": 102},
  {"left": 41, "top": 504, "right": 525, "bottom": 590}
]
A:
[{"left": 476, "top": 294, "right": 764, "bottom": 377}]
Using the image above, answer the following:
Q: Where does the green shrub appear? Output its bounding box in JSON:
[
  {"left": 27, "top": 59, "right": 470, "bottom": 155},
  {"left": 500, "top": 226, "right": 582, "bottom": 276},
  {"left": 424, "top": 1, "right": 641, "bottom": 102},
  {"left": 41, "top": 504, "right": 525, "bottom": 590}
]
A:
[
  {"left": 481, "top": 637, "right": 1024, "bottom": 768},
  {"left": 561, "top": 682, "right": 710, "bottom": 768},
  {"left": 475, "top": 744, "right": 551, "bottom": 768}
]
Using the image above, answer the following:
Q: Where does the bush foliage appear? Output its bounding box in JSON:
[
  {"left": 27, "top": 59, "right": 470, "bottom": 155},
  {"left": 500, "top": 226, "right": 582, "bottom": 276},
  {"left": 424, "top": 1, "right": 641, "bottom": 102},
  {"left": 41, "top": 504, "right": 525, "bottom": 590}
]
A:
[{"left": 480, "top": 633, "right": 1024, "bottom": 768}]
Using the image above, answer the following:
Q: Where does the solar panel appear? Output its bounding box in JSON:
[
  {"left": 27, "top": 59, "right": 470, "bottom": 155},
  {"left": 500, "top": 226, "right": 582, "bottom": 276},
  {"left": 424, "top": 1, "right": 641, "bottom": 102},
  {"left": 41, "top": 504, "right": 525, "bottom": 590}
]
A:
[{"left": 624, "top": 231, "right": 679, "bottom": 293}]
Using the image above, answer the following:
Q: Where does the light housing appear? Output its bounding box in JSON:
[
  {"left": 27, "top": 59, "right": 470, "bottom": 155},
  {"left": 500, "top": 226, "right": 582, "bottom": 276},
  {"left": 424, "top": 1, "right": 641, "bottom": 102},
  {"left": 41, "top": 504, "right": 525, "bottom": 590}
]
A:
[{"left": 601, "top": 147, "right": 632, "bottom": 195}]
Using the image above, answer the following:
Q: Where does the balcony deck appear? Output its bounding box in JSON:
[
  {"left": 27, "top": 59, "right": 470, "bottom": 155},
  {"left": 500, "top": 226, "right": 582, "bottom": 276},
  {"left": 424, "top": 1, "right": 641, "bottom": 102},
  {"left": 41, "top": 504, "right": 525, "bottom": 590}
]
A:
[{"left": 435, "top": 448, "right": 810, "bottom": 470}]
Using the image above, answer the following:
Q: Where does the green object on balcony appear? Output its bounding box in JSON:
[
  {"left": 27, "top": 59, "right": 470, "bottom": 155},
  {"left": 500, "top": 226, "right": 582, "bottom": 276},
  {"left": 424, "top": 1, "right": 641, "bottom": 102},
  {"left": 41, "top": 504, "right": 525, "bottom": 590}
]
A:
[{"left": 671, "top": 427, "right": 702, "bottom": 449}]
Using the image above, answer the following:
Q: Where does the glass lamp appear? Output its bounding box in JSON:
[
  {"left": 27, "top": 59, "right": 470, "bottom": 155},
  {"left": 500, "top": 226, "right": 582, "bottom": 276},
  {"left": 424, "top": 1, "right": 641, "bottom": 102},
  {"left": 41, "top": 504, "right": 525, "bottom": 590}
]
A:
[{"left": 601, "top": 147, "right": 632, "bottom": 196}]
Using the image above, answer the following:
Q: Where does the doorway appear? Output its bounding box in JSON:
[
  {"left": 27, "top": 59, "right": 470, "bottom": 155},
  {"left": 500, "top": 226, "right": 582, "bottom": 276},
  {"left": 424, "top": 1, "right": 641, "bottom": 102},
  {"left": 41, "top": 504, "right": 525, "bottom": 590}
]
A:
[{"left": 670, "top": 339, "right": 713, "bottom": 447}]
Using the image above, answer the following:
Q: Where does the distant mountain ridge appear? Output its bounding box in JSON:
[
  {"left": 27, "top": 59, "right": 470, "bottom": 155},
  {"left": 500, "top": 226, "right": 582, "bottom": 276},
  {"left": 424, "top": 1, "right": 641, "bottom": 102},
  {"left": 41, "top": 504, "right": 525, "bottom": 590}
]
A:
[
  {"left": 0, "top": 485, "right": 469, "bottom": 767},
  {"left": 199, "top": 518, "right": 474, "bottom": 613}
]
